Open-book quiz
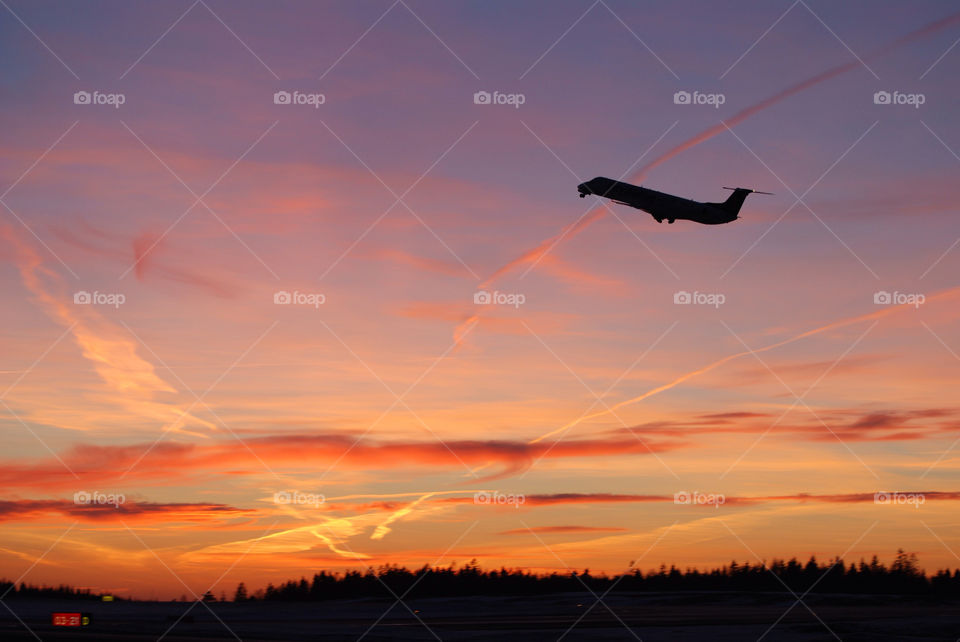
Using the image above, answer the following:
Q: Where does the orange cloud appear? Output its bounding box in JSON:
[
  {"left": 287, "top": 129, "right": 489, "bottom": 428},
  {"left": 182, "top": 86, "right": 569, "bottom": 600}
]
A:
[
  {"left": 1, "top": 225, "right": 214, "bottom": 434},
  {"left": 55, "top": 223, "right": 238, "bottom": 298},
  {"left": 442, "top": 491, "right": 960, "bottom": 507},
  {"left": 0, "top": 499, "right": 252, "bottom": 523},
  {"left": 499, "top": 525, "right": 629, "bottom": 535},
  {"left": 0, "top": 433, "right": 686, "bottom": 492},
  {"left": 603, "top": 406, "right": 960, "bottom": 443}
]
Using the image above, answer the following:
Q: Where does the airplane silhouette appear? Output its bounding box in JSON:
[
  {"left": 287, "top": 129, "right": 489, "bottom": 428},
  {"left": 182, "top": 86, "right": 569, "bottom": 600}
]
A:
[{"left": 577, "top": 177, "right": 771, "bottom": 225}]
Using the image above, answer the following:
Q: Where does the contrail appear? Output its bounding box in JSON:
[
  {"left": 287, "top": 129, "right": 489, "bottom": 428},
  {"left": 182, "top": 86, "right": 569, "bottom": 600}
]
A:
[
  {"left": 529, "top": 286, "right": 959, "bottom": 444},
  {"left": 478, "top": 209, "right": 607, "bottom": 291},
  {"left": 480, "top": 10, "right": 960, "bottom": 291}
]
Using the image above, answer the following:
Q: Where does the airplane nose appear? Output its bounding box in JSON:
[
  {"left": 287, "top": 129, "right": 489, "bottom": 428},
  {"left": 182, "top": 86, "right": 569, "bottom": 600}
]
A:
[{"left": 577, "top": 182, "right": 590, "bottom": 195}]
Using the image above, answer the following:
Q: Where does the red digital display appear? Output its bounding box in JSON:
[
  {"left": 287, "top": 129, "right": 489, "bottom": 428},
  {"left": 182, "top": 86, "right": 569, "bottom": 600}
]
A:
[{"left": 51, "top": 612, "right": 89, "bottom": 626}]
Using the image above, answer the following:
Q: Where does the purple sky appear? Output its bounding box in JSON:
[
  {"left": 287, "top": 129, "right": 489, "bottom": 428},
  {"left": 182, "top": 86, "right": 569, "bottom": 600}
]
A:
[{"left": 2, "top": 0, "right": 960, "bottom": 599}]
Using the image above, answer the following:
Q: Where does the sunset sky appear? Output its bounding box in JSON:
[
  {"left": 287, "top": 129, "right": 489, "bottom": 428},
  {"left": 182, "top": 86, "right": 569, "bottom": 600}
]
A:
[{"left": 3, "top": 0, "right": 960, "bottom": 600}]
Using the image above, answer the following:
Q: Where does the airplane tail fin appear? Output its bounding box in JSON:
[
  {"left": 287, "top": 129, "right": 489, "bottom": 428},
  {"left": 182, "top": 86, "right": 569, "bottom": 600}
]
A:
[{"left": 718, "top": 187, "right": 772, "bottom": 217}]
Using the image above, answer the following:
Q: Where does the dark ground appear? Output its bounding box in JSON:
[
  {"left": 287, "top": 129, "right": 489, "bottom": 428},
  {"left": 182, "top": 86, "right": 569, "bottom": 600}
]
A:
[{"left": 2, "top": 592, "right": 959, "bottom": 641}]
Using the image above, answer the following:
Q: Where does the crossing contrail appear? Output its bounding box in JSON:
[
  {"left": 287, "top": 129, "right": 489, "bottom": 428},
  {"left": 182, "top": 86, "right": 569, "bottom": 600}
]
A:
[{"left": 529, "top": 286, "right": 959, "bottom": 443}]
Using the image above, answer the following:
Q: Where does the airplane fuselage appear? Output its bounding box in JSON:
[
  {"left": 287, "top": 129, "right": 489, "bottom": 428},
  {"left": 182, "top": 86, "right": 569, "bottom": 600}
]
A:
[{"left": 577, "top": 177, "right": 744, "bottom": 225}]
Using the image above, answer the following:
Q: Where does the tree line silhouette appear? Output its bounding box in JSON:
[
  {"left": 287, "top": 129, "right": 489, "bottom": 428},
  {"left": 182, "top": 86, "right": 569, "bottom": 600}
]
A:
[
  {"left": 0, "top": 581, "right": 110, "bottom": 601},
  {"left": 239, "top": 550, "right": 960, "bottom": 601},
  {"left": 7, "top": 550, "right": 960, "bottom": 602}
]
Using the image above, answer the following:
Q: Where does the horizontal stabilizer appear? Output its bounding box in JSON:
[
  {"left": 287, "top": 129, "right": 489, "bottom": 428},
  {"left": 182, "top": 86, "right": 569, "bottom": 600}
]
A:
[{"left": 722, "top": 186, "right": 774, "bottom": 195}]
